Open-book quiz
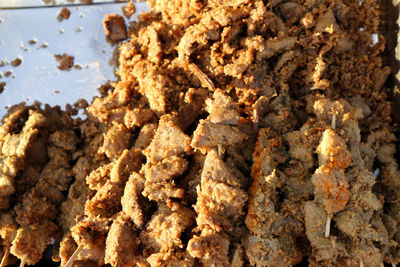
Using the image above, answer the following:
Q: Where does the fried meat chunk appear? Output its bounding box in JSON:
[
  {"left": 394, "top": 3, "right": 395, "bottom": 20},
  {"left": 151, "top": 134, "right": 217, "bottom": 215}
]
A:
[
  {"left": 140, "top": 204, "right": 194, "bottom": 253},
  {"left": 206, "top": 89, "right": 240, "bottom": 125},
  {"left": 10, "top": 221, "right": 59, "bottom": 265},
  {"left": 144, "top": 114, "right": 192, "bottom": 163},
  {"left": 85, "top": 180, "right": 124, "bottom": 218},
  {"left": 121, "top": 172, "right": 147, "bottom": 228},
  {"left": 194, "top": 149, "right": 248, "bottom": 232},
  {"left": 191, "top": 120, "right": 247, "bottom": 153},
  {"left": 105, "top": 214, "right": 140, "bottom": 267},
  {"left": 187, "top": 229, "right": 230, "bottom": 267},
  {"left": 102, "top": 14, "right": 127, "bottom": 43},
  {"left": 142, "top": 156, "right": 188, "bottom": 202}
]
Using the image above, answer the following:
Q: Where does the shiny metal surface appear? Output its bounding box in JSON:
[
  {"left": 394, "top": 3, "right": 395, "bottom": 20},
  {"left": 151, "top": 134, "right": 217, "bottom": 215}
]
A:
[{"left": 0, "top": 2, "right": 148, "bottom": 118}]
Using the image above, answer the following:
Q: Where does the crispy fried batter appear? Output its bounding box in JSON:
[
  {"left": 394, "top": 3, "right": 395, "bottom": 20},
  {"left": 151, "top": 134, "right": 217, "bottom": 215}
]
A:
[{"left": 0, "top": 0, "right": 397, "bottom": 266}]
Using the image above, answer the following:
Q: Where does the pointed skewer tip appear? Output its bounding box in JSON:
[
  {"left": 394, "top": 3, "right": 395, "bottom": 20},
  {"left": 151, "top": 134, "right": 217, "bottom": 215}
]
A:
[
  {"left": 325, "top": 216, "right": 331, "bottom": 237},
  {"left": 115, "top": 254, "right": 123, "bottom": 267},
  {"left": 19, "top": 255, "right": 27, "bottom": 267},
  {"left": 65, "top": 244, "right": 83, "bottom": 267},
  {"left": 0, "top": 247, "right": 10, "bottom": 267}
]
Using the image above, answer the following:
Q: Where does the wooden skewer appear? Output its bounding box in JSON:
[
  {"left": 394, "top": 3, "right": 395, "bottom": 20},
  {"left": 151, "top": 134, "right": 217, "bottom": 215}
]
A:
[
  {"left": 65, "top": 244, "right": 83, "bottom": 267},
  {"left": 115, "top": 254, "right": 123, "bottom": 267},
  {"left": 331, "top": 114, "right": 336, "bottom": 130},
  {"left": 188, "top": 63, "right": 216, "bottom": 91},
  {"left": 217, "top": 145, "right": 222, "bottom": 158},
  {"left": 0, "top": 247, "right": 10, "bottom": 267},
  {"left": 360, "top": 260, "right": 364, "bottom": 267},
  {"left": 325, "top": 215, "right": 331, "bottom": 237},
  {"left": 19, "top": 255, "right": 27, "bottom": 267}
]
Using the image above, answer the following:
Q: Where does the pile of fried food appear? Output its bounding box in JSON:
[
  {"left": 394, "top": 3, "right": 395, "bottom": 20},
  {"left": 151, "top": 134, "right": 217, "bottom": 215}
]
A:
[{"left": 0, "top": 0, "right": 399, "bottom": 266}]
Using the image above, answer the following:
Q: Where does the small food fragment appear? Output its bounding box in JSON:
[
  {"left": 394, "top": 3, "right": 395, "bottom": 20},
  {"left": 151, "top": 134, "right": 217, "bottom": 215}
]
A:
[
  {"left": 10, "top": 57, "right": 22, "bottom": 67},
  {"left": 102, "top": 14, "right": 127, "bottom": 43},
  {"left": 57, "top": 7, "right": 71, "bottom": 22},
  {"left": 0, "top": 82, "right": 5, "bottom": 94},
  {"left": 54, "top": 53, "right": 74, "bottom": 70},
  {"left": 121, "top": 1, "right": 135, "bottom": 19},
  {"left": 28, "top": 39, "right": 37, "bottom": 45}
]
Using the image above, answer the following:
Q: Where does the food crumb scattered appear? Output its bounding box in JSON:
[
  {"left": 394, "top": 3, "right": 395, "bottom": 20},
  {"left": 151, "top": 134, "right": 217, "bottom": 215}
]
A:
[
  {"left": 57, "top": 7, "right": 71, "bottom": 22},
  {"left": 74, "top": 64, "right": 82, "bottom": 70},
  {"left": 102, "top": 14, "right": 127, "bottom": 43},
  {"left": 0, "top": 60, "right": 8, "bottom": 67},
  {"left": 54, "top": 53, "right": 74, "bottom": 71},
  {"left": 4, "top": 71, "right": 12, "bottom": 77},
  {"left": 28, "top": 39, "right": 37, "bottom": 45},
  {"left": 97, "top": 81, "right": 112, "bottom": 95},
  {"left": 121, "top": 1, "right": 135, "bottom": 19},
  {"left": 0, "top": 82, "right": 5, "bottom": 94},
  {"left": 42, "top": 0, "right": 56, "bottom": 4},
  {"left": 10, "top": 57, "right": 22, "bottom": 67},
  {"left": 39, "top": 43, "right": 48, "bottom": 49}
]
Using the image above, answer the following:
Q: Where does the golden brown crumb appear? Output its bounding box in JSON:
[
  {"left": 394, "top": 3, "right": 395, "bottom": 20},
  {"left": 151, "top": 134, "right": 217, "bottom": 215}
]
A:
[
  {"left": 57, "top": 7, "right": 71, "bottom": 22},
  {"left": 0, "top": 60, "right": 8, "bottom": 67},
  {"left": 10, "top": 57, "right": 22, "bottom": 67},
  {"left": 54, "top": 53, "right": 74, "bottom": 70},
  {"left": 4, "top": 71, "right": 12, "bottom": 77},
  {"left": 121, "top": 1, "right": 136, "bottom": 19},
  {"left": 0, "top": 82, "right": 5, "bottom": 94},
  {"left": 102, "top": 14, "right": 127, "bottom": 43}
]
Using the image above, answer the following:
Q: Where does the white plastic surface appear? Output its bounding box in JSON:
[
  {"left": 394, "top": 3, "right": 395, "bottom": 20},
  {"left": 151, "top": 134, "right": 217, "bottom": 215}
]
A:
[
  {"left": 0, "top": 0, "right": 126, "bottom": 9},
  {"left": 0, "top": 2, "right": 149, "bottom": 118}
]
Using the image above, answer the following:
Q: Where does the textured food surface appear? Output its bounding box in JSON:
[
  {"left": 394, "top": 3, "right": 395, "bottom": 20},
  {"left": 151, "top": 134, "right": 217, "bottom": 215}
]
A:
[{"left": 0, "top": 0, "right": 399, "bottom": 266}]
